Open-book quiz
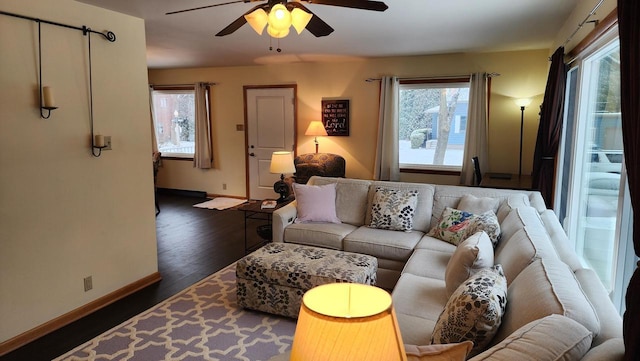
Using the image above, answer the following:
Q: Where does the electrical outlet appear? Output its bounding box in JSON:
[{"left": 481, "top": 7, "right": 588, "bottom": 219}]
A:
[
  {"left": 84, "top": 276, "right": 93, "bottom": 292},
  {"left": 222, "top": 183, "right": 227, "bottom": 190},
  {"left": 104, "top": 136, "right": 112, "bottom": 150}
]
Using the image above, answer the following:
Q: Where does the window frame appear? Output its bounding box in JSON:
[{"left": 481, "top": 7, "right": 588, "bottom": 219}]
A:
[
  {"left": 151, "top": 85, "right": 200, "bottom": 160},
  {"left": 398, "top": 78, "right": 471, "bottom": 174}
]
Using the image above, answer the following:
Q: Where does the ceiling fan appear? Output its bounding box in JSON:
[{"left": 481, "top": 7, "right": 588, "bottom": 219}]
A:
[{"left": 166, "top": 0, "right": 388, "bottom": 38}]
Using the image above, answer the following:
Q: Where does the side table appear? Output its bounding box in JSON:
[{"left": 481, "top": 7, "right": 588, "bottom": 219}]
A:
[{"left": 237, "top": 197, "right": 293, "bottom": 254}]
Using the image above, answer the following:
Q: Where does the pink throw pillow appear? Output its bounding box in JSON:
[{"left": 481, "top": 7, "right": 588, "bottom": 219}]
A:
[{"left": 293, "top": 183, "right": 341, "bottom": 224}]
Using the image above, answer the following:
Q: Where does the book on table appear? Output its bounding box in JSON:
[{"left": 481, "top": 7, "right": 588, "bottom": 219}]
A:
[{"left": 261, "top": 200, "right": 277, "bottom": 209}]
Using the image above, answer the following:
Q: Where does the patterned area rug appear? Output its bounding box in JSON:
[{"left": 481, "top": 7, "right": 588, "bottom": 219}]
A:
[{"left": 55, "top": 263, "right": 296, "bottom": 361}]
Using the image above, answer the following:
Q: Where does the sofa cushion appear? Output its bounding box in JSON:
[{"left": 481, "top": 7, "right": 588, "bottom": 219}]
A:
[
  {"left": 343, "top": 226, "right": 423, "bottom": 262},
  {"left": 427, "top": 207, "right": 501, "bottom": 246},
  {"left": 283, "top": 222, "right": 358, "bottom": 250},
  {"left": 405, "top": 341, "right": 473, "bottom": 361},
  {"left": 495, "top": 258, "right": 601, "bottom": 344},
  {"left": 393, "top": 273, "right": 449, "bottom": 345},
  {"left": 494, "top": 225, "right": 559, "bottom": 284},
  {"left": 574, "top": 268, "right": 623, "bottom": 345},
  {"left": 495, "top": 194, "right": 531, "bottom": 222},
  {"left": 366, "top": 181, "right": 435, "bottom": 233},
  {"left": 539, "top": 210, "right": 583, "bottom": 270},
  {"left": 402, "top": 249, "right": 451, "bottom": 280},
  {"left": 469, "top": 314, "right": 593, "bottom": 361},
  {"left": 292, "top": 183, "right": 341, "bottom": 223},
  {"left": 445, "top": 231, "right": 494, "bottom": 297},
  {"left": 369, "top": 187, "right": 419, "bottom": 231},
  {"left": 457, "top": 194, "right": 500, "bottom": 215},
  {"left": 308, "top": 177, "right": 372, "bottom": 226},
  {"left": 414, "top": 236, "right": 458, "bottom": 253},
  {"left": 431, "top": 265, "right": 507, "bottom": 356},
  {"left": 499, "top": 206, "right": 545, "bottom": 244}
]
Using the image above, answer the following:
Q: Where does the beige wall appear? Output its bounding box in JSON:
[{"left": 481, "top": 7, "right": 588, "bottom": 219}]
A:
[
  {"left": 149, "top": 49, "right": 550, "bottom": 195},
  {"left": 553, "top": 0, "right": 617, "bottom": 53},
  {"left": 0, "top": 0, "right": 157, "bottom": 343}
]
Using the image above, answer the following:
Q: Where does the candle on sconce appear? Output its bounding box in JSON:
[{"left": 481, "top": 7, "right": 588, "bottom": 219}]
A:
[
  {"left": 42, "top": 86, "right": 55, "bottom": 108},
  {"left": 95, "top": 134, "right": 105, "bottom": 148}
]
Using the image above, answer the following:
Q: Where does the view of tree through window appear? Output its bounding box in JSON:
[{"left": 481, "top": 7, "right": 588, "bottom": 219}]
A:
[
  {"left": 151, "top": 90, "right": 196, "bottom": 157},
  {"left": 399, "top": 83, "right": 469, "bottom": 170}
]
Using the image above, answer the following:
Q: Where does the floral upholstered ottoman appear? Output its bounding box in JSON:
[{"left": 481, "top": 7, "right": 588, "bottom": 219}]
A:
[{"left": 236, "top": 243, "right": 378, "bottom": 318}]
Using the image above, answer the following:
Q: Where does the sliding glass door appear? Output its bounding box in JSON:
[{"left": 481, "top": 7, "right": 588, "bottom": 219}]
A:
[{"left": 556, "top": 33, "right": 632, "bottom": 310}]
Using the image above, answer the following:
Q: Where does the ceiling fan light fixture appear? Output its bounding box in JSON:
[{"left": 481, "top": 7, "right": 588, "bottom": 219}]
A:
[
  {"left": 267, "top": 24, "right": 290, "bottom": 38},
  {"left": 268, "top": 4, "right": 292, "bottom": 31},
  {"left": 291, "top": 8, "right": 312, "bottom": 34},
  {"left": 244, "top": 8, "right": 268, "bottom": 35}
]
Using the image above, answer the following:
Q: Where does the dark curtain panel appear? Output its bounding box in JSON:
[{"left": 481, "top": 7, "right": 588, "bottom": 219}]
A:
[
  {"left": 618, "top": 1, "right": 640, "bottom": 360},
  {"left": 531, "top": 47, "right": 567, "bottom": 207}
]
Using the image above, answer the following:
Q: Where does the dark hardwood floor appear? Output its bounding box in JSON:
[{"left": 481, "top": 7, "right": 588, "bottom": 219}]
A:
[{"left": 3, "top": 193, "right": 263, "bottom": 361}]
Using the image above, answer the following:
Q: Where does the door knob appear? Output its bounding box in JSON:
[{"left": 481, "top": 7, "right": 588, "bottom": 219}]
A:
[{"left": 249, "top": 153, "right": 255, "bottom": 157}]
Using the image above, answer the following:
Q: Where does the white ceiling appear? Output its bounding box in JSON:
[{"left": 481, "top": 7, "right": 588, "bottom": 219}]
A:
[{"left": 75, "top": 0, "right": 578, "bottom": 69}]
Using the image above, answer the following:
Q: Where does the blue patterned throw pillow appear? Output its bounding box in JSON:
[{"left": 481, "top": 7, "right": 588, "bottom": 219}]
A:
[{"left": 369, "top": 187, "right": 419, "bottom": 232}]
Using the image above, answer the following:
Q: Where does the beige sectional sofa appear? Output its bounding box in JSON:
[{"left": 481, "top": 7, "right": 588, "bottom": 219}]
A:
[{"left": 272, "top": 176, "right": 624, "bottom": 359}]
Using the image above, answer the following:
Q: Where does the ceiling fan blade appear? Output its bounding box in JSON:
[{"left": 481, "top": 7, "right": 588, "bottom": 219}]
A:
[
  {"left": 288, "top": 2, "right": 334, "bottom": 37},
  {"left": 303, "top": 0, "right": 388, "bottom": 12},
  {"left": 215, "top": 3, "right": 268, "bottom": 36},
  {"left": 166, "top": 0, "right": 248, "bottom": 15}
]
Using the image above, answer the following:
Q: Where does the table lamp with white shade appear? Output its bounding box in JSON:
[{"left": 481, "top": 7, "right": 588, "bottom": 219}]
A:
[{"left": 269, "top": 151, "right": 296, "bottom": 203}]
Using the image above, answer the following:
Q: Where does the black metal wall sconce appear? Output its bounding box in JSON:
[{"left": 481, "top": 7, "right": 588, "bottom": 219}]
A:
[{"left": 1, "top": 10, "right": 116, "bottom": 156}]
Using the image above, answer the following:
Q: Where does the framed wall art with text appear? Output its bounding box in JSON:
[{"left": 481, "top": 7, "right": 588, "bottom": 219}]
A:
[{"left": 321, "top": 99, "right": 349, "bottom": 136}]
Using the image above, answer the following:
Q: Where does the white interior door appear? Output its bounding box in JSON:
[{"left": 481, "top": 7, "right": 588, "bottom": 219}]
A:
[{"left": 245, "top": 86, "right": 296, "bottom": 200}]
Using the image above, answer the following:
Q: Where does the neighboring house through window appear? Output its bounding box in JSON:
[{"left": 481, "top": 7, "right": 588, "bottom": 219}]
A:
[{"left": 398, "top": 79, "right": 470, "bottom": 172}]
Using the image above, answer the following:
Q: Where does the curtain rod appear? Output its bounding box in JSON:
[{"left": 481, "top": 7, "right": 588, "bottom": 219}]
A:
[
  {"left": 365, "top": 73, "right": 500, "bottom": 82},
  {"left": 561, "top": 0, "right": 606, "bottom": 48},
  {"left": 150, "top": 83, "right": 217, "bottom": 88},
  {"left": 0, "top": 10, "right": 116, "bottom": 42}
]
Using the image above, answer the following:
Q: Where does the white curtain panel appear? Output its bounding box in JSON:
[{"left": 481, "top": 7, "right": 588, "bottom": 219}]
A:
[
  {"left": 193, "top": 83, "right": 213, "bottom": 169},
  {"left": 460, "top": 73, "right": 489, "bottom": 185},
  {"left": 374, "top": 76, "right": 400, "bottom": 181}
]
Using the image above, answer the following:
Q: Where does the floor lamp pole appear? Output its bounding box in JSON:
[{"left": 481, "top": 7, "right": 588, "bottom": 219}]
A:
[{"left": 519, "top": 106, "right": 525, "bottom": 177}]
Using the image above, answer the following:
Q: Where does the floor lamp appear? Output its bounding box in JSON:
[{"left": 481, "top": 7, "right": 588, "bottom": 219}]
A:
[
  {"left": 515, "top": 98, "right": 532, "bottom": 177},
  {"left": 305, "top": 120, "right": 328, "bottom": 153}
]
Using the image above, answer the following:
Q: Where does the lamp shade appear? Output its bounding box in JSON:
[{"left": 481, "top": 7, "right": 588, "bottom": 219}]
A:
[
  {"left": 269, "top": 151, "right": 295, "bottom": 174},
  {"left": 244, "top": 8, "right": 268, "bottom": 35},
  {"left": 305, "top": 120, "right": 328, "bottom": 136},
  {"left": 268, "top": 4, "right": 292, "bottom": 31},
  {"left": 290, "top": 283, "right": 407, "bottom": 361},
  {"left": 514, "top": 98, "right": 532, "bottom": 107},
  {"left": 267, "top": 25, "right": 290, "bottom": 38},
  {"left": 291, "top": 8, "right": 312, "bottom": 34}
]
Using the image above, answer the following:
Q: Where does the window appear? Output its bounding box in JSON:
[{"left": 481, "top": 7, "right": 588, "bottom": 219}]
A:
[
  {"left": 556, "top": 28, "right": 635, "bottom": 312},
  {"left": 398, "top": 81, "right": 470, "bottom": 171},
  {"left": 151, "top": 89, "right": 196, "bottom": 158}
]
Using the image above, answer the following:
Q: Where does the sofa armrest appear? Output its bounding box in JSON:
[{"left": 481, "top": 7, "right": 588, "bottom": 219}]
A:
[{"left": 272, "top": 201, "right": 297, "bottom": 242}]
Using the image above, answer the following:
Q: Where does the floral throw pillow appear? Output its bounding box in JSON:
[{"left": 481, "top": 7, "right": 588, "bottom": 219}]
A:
[
  {"left": 431, "top": 265, "right": 508, "bottom": 357},
  {"left": 427, "top": 207, "right": 501, "bottom": 246},
  {"left": 369, "top": 187, "right": 419, "bottom": 232}
]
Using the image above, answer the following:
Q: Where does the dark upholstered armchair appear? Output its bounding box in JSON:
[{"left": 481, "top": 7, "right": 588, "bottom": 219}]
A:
[{"left": 293, "top": 153, "right": 346, "bottom": 184}]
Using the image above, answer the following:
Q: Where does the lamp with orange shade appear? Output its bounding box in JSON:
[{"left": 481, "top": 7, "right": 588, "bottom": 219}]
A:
[
  {"left": 305, "top": 121, "right": 328, "bottom": 154},
  {"left": 289, "top": 283, "right": 407, "bottom": 361}
]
